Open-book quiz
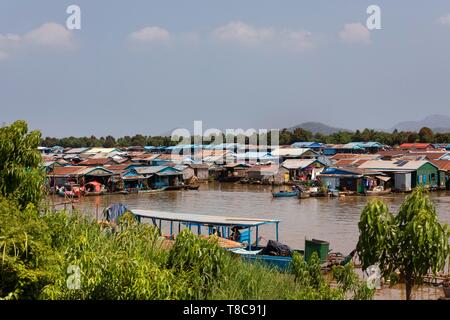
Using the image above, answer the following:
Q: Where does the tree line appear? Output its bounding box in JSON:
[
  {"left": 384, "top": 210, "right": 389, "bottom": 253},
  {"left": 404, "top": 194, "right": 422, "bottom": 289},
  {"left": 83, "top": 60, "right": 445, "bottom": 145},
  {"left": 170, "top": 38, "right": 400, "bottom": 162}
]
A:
[{"left": 40, "top": 127, "right": 450, "bottom": 148}]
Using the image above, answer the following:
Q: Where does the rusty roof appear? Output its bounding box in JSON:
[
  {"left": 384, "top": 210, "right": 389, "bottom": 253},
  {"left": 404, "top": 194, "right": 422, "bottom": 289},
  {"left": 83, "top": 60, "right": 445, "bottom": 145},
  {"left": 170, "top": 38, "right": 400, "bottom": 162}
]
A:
[
  {"left": 430, "top": 160, "right": 450, "bottom": 171},
  {"left": 50, "top": 166, "right": 88, "bottom": 176},
  {"left": 78, "top": 158, "right": 113, "bottom": 166}
]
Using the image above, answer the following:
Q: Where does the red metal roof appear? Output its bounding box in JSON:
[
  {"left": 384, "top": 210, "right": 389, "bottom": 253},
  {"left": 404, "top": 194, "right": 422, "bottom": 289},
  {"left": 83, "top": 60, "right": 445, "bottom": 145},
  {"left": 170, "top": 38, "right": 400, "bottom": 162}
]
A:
[
  {"left": 399, "top": 143, "right": 432, "bottom": 149},
  {"left": 50, "top": 166, "right": 88, "bottom": 176}
]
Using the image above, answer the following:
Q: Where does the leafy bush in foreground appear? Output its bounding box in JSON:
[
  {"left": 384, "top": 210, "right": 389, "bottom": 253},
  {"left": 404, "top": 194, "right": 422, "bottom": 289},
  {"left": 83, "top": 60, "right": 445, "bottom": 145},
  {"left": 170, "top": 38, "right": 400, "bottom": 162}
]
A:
[{"left": 0, "top": 196, "right": 371, "bottom": 300}]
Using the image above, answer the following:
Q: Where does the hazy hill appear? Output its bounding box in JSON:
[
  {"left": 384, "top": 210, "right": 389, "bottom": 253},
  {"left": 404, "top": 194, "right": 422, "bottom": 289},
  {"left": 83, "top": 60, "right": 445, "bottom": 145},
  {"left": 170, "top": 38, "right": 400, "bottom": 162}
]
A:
[
  {"left": 287, "top": 122, "right": 351, "bottom": 135},
  {"left": 390, "top": 115, "right": 450, "bottom": 133}
]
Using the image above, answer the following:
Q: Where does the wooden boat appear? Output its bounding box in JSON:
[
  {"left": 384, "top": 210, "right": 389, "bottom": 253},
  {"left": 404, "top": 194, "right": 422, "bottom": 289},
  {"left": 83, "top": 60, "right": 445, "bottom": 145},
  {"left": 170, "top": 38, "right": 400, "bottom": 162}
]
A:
[
  {"left": 164, "top": 185, "right": 186, "bottom": 191},
  {"left": 298, "top": 191, "right": 311, "bottom": 199},
  {"left": 272, "top": 189, "right": 299, "bottom": 198},
  {"left": 187, "top": 185, "right": 200, "bottom": 190},
  {"left": 84, "top": 191, "right": 105, "bottom": 196},
  {"left": 138, "top": 187, "right": 167, "bottom": 194},
  {"left": 129, "top": 209, "right": 338, "bottom": 271},
  {"left": 218, "top": 176, "right": 244, "bottom": 183},
  {"left": 365, "top": 188, "right": 392, "bottom": 196}
]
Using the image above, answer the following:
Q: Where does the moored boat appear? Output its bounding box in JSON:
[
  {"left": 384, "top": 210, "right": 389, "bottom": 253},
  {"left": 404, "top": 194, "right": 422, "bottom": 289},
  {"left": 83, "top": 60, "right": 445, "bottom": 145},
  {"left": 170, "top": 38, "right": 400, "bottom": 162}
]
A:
[
  {"left": 128, "top": 209, "right": 342, "bottom": 272},
  {"left": 272, "top": 189, "right": 300, "bottom": 198}
]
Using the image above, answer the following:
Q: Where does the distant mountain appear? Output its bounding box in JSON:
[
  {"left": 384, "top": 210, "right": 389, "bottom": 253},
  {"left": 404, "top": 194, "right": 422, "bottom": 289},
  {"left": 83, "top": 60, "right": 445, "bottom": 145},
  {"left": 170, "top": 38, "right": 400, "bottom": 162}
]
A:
[
  {"left": 390, "top": 114, "right": 450, "bottom": 133},
  {"left": 287, "top": 122, "right": 351, "bottom": 135}
]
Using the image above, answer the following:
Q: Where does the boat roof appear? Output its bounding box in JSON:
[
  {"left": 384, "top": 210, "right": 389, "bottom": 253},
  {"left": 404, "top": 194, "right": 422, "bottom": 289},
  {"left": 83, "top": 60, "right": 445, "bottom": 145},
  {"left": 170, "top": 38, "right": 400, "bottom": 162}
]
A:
[{"left": 131, "top": 209, "right": 280, "bottom": 227}]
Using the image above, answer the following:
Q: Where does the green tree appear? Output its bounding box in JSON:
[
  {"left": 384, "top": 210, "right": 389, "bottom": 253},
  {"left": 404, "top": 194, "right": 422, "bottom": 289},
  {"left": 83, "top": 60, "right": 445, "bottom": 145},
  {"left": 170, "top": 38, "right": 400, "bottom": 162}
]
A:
[
  {"left": 103, "top": 135, "right": 116, "bottom": 147},
  {"left": 0, "top": 120, "right": 45, "bottom": 208},
  {"left": 418, "top": 127, "right": 434, "bottom": 143},
  {"left": 357, "top": 189, "right": 449, "bottom": 300}
]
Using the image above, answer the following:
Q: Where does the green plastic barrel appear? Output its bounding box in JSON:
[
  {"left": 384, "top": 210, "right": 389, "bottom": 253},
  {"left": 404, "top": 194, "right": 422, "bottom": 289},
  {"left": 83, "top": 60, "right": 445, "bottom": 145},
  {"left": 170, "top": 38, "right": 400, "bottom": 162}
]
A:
[{"left": 304, "top": 239, "right": 329, "bottom": 263}]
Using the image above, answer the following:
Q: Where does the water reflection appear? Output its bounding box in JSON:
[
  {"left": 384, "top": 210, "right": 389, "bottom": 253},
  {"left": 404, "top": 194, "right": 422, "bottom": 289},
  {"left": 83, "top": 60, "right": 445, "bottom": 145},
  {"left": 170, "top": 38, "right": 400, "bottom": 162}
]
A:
[{"left": 51, "top": 183, "right": 450, "bottom": 254}]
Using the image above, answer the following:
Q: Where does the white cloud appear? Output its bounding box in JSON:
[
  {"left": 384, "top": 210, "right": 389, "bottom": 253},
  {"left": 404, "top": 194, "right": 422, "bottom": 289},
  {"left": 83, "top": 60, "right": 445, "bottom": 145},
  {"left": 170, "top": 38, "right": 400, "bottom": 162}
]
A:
[
  {"left": 339, "top": 23, "right": 371, "bottom": 44},
  {"left": 129, "top": 26, "right": 171, "bottom": 43},
  {"left": 437, "top": 13, "right": 450, "bottom": 25},
  {"left": 0, "top": 22, "right": 75, "bottom": 61},
  {"left": 212, "top": 21, "right": 315, "bottom": 52},
  {"left": 212, "top": 21, "right": 274, "bottom": 46},
  {"left": 23, "top": 22, "right": 74, "bottom": 49}
]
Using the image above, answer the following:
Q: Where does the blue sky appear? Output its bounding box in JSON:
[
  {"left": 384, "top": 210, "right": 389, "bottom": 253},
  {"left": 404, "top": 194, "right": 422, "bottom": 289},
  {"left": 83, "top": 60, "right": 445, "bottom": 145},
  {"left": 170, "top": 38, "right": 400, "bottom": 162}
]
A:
[{"left": 1, "top": 1, "right": 450, "bottom": 137}]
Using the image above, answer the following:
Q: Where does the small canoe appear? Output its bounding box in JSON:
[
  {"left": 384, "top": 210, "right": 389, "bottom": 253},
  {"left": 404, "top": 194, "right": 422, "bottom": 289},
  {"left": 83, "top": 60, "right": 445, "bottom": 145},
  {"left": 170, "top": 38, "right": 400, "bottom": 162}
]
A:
[
  {"left": 272, "top": 190, "right": 299, "bottom": 198},
  {"left": 138, "top": 188, "right": 167, "bottom": 194},
  {"left": 187, "top": 185, "right": 200, "bottom": 190}
]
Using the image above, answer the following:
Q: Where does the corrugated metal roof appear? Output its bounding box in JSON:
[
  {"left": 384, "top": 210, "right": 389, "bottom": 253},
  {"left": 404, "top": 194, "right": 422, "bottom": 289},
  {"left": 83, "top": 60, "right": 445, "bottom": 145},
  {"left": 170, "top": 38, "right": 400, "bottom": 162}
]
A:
[
  {"left": 358, "top": 160, "right": 435, "bottom": 171},
  {"left": 271, "top": 148, "right": 315, "bottom": 156},
  {"left": 50, "top": 166, "right": 88, "bottom": 176},
  {"left": 281, "top": 159, "right": 318, "bottom": 169},
  {"left": 65, "top": 147, "right": 89, "bottom": 154},
  {"left": 430, "top": 160, "right": 450, "bottom": 171},
  {"left": 131, "top": 210, "right": 280, "bottom": 227},
  {"left": 399, "top": 143, "right": 432, "bottom": 149},
  {"left": 79, "top": 158, "right": 112, "bottom": 166}
]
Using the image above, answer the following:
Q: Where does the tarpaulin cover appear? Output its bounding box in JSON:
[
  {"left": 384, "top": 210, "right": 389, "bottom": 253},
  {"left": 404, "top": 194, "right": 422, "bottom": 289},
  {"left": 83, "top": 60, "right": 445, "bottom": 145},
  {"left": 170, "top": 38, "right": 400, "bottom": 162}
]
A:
[
  {"left": 104, "top": 203, "right": 136, "bottom": 223},
  {"left": 262, "top": 240, "right": 292, "bottom": 257}
]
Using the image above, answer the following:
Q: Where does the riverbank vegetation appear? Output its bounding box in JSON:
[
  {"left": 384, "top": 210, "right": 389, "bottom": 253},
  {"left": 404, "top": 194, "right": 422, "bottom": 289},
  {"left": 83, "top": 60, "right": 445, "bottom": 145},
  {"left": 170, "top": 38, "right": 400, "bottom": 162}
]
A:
[
  {"left": 1, "top": 120, "right": 373, "bottom": 300},
  {"left": 39, "top": 126, "right": 450, "bottom": 148},
  {"left": 357, "top": 189, "right": 449, "bottom": 300}
]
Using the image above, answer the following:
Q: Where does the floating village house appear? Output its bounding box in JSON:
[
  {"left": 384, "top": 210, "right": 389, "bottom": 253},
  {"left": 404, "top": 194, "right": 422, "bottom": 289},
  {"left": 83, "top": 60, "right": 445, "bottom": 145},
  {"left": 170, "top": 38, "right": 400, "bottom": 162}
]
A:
[
  {"left": 318, "top": 167, "right": 386, "bottom": 193},
  {"left": 357, "top": 160, "right": 441, "bottom": 192},
  {"left": 281, "top": 159, "right": 326, "bottom": 181},
  {"left": 121, "top": 165, "right": 183, "bottom": 190},
  {"left": 48, "top": 166, "right": 114, "bottom": 189},
  {"left": 247, "top": 164, "right": 289, "bottom": 185},
  {"left": 213, "top": 163, "right": 251, "bottom": 182}
]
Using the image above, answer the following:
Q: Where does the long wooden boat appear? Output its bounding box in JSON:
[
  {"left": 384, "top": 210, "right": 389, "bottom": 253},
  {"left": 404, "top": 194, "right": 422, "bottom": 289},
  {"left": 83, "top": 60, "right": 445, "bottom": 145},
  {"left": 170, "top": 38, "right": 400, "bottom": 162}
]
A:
[
  {"left": 138, "top": 187, "right": 167, "bottom": 194},
  {"left": 164, "top": 185, "right": 187, "bottom": 191},
  {"left": 83, "top": 191, "right": 106, "bottom": 196},
  {"left": 128, "top": 209, "right": 342, "bottom": 271}
]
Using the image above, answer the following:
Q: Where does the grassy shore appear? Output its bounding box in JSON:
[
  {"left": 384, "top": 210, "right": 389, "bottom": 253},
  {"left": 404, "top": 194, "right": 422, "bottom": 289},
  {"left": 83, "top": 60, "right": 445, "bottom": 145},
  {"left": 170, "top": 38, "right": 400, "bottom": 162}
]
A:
[{"left": 0, "top": 196, "right": 373, "bottom": 300}]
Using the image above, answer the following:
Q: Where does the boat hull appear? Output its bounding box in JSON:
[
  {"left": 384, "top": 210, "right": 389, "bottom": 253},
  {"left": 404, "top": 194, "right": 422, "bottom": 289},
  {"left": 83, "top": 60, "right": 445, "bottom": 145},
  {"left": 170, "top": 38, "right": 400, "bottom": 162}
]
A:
[
  {"left": 241, "top": 254, "right": 293, "bottom": 271},
  {"left": 272, "top": 190, "right": 299, "bottom": 198}
]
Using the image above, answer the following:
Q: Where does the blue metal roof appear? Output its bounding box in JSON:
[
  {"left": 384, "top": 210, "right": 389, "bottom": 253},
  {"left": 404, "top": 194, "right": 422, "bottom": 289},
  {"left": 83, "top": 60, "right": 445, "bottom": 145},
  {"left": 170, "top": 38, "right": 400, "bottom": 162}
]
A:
[{"left": 291, "top": 142, "right": 323, "bottom": 148}]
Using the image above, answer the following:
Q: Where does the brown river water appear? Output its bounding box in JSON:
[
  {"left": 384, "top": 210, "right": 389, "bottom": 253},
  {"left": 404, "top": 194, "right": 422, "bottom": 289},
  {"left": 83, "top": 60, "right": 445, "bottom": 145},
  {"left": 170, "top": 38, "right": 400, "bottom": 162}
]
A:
[{"left": 49, "top": 183, "right": 450, "bottom": 300}]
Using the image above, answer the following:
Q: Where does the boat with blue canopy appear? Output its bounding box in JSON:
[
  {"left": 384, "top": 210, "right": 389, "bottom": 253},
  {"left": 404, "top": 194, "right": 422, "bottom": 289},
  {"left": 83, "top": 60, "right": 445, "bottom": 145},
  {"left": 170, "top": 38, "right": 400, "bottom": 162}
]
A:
[{"left": 129, "top": 209, "right": 317, "bottom": 271}]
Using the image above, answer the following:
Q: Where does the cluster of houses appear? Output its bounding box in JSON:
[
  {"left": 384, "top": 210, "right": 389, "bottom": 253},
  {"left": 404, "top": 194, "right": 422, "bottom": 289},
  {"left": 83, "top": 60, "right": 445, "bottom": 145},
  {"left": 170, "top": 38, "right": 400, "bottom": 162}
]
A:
[{"left": 40, "top": 141, "right": 450, "bottom": 196}]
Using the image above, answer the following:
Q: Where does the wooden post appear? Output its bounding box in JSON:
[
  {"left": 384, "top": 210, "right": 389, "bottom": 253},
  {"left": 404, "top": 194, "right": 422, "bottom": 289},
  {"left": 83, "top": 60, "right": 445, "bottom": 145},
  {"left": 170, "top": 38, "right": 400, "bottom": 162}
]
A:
[
  {"left": 256, "top": 226, "right": 259, "bottom": 248},
  {"left": 276, "top": 222, "right": 279, "bottom": 242}
]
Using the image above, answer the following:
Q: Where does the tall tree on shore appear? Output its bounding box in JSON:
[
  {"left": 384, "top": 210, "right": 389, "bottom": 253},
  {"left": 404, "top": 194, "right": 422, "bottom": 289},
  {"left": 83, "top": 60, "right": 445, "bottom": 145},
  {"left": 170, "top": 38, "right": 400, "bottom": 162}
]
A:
[
  {"left": 357, "top": 189, "right": 449, "bottom": 300},
  {"left": 103, "top": 135, "right": 116, "bottom": 147},
  {"left": 418, "top": 127, "right": 434, "bottom": 143},
  {"left": 0, "top": 120, "right": 45, "bottom": 208}
]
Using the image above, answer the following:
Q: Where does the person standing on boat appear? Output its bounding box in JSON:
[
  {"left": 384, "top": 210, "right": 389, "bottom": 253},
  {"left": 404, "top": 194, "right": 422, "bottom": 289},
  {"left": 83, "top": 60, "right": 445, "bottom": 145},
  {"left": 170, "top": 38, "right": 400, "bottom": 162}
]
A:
[{"left": 230, "top": 226, "right": 241, "bottom": 242}]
